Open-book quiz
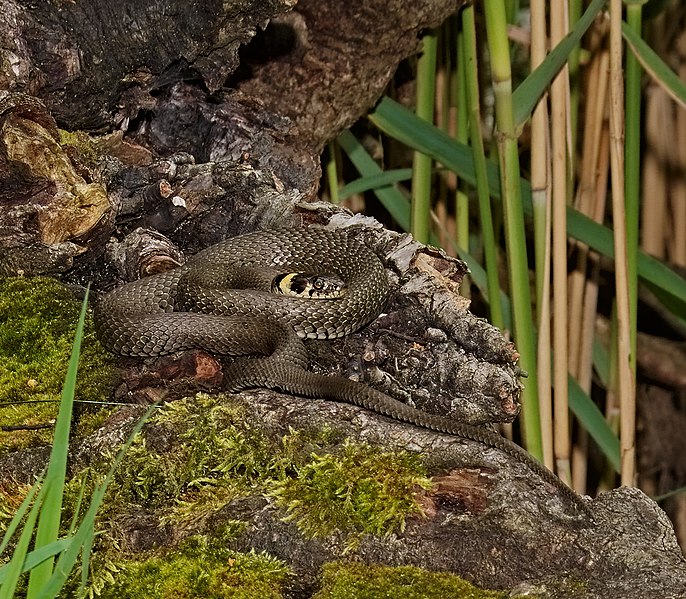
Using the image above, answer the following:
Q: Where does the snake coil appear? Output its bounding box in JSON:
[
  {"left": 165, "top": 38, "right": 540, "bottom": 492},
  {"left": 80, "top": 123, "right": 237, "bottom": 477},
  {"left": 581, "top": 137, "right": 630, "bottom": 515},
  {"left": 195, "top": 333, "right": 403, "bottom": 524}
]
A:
[{"left": 95, "top": 227, "right": 591, "bottom": 518}]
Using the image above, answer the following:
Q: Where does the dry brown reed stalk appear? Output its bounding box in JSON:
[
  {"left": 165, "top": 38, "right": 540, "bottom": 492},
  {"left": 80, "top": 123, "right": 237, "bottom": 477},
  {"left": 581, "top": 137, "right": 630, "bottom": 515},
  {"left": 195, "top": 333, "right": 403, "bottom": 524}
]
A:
[
  {"left": 569, "top": 25, "right": 612, "bottom": 493},
  {"left": 608, "top": 0, "right": 636, "bottom": 487},
  {"left": 550, "top": 0, "right": 572, "bottom": 486},
  {"left": 641, "top": 85, "right": 672, "bottom": 259},
  {"left": 568, "top": 31, "right": 609, "bottom": 382},
  {"left": 529, "top": 0, "right": 554, "bottom": 470}
]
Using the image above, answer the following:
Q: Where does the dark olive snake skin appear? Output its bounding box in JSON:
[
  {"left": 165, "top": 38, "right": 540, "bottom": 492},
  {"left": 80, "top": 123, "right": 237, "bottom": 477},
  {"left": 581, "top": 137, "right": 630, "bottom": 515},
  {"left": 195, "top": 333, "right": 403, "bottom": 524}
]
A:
[{"left": 94, "top": 227, "right": 591, "bottom": 518}]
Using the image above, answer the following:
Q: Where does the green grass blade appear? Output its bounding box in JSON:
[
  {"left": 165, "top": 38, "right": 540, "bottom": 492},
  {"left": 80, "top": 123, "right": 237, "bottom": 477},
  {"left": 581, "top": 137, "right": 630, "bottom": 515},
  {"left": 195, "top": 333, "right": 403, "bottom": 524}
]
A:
[
  {"left": 67, "top": 477, "right": 88, "bottom": 536},
  {"left": 369, "top": 96, "right": 686, "bottom": 316},
  {"left": 512, "top": 0, "right": 605, "bottom": 127},
  {"left": 0, "top": 480, "right": 50, "bottom": 599},
  {"left": 77, "top": 527, "right": 95, "bottom": 598},
  {"left": 643, "top": 281, "right": 686, "bottom": 328},
  {"left": 0, "top": 539, "right": 72, "bottom": 585},
  {"left": 568, "top": 376, "right": 620, "bottom": 472},
  {"left": 338, "top": 169, "right": 413, "bottom": 200},
  {"left": 654, "top": 486, "right": 686, "bottom": 502},
  {"left": 622, "top": 20, "right": 686, "bottom": 108},
  {"left": 26, "top": 287, "right": 90, "bottom": 598},
  {"left": 370, "top": 97, "right": 483, "bottom": 190},
  {"left": 337, "top": 129, "right": 411, "bottom": 230},
  {"left": 36, "top": 403, "right": 157, "bottom": 599}
]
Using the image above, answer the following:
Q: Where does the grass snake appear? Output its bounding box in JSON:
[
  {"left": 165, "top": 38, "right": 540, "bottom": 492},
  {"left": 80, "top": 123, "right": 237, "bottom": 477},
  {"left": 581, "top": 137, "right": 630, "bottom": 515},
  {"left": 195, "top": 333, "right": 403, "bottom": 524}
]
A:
[{"left": 94, "top": 226, "right": 590, "bottom": 517}]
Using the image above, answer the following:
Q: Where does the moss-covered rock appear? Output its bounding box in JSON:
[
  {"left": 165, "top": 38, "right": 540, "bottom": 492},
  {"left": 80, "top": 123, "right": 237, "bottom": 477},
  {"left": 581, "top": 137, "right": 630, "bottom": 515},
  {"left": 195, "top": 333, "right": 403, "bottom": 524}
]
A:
[
  {"left": 106, "top": 394, "right": 281, "bottom": 525},
  {"left": 0, "top": 276, "right": 115, "bottom": 451},
  {"left": 313, "top": 562, "right": 519, "bottom": 599},
  {"left": 106, "top": 393, "right": 431, "bottom": 545},
  {"left": 96, "top": 534, "right": 291, "bottom": 599},
  {"left": 270, "top": 440, "right": 432, "bottom": 547}
]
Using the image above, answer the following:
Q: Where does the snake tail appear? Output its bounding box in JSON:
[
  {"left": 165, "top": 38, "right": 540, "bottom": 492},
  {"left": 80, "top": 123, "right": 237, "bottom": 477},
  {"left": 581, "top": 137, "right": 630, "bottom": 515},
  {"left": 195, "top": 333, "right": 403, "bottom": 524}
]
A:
[{"left": 223, "top": 359, "right": 592, "bottom": 518}]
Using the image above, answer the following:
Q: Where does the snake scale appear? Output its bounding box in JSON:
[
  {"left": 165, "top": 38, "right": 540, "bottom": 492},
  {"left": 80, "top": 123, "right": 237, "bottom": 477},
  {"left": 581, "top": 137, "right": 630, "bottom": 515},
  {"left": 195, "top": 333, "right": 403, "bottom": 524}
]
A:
[{"left": 95, "top": 227, "right": 590, "bottom": 517}]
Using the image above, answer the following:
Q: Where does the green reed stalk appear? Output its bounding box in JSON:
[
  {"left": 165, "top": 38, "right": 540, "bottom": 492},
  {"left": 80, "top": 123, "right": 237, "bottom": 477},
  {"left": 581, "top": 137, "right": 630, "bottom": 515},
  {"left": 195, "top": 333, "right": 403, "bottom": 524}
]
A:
[
  {"left": 411, "top": 32, "right": 437, "bottom": 244},
  {"left": 608, "top": 0, "right": 636, "bottom": 486},
  {"left": 454, "top": 24, "right": 470, "bottom": 255},
  {"left": 461, "top": 5, "right": 504, "bottom": 330},
  {"left": 624, "top": 3, "right": 642, "bottom": 375},
  {"left": 483, "top": 0, "right": 542, "bottom": 458},
  {"left": 616, "top": 2, "right": 643, "bottom": 487}
]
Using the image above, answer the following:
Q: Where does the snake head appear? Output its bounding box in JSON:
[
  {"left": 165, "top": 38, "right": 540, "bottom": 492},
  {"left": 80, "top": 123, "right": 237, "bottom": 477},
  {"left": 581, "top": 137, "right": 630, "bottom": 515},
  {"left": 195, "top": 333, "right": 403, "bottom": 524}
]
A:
[{"left": 271, "top": 273, "right": 347, "bottom": 299}]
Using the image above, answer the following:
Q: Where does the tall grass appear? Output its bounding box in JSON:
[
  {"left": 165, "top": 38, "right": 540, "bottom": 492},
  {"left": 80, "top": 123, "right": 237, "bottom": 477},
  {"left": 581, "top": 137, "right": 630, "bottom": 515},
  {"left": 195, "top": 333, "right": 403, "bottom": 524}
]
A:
[{"left": 0, "top": 290, "right": 155, "bottom": 597}]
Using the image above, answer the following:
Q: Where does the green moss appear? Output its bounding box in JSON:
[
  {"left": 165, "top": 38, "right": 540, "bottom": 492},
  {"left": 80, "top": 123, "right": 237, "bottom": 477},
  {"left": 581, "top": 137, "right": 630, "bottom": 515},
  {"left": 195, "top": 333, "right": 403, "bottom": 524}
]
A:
[
  {"left": 313, "top": 562, "right": 517, "bottom": 599},
  {"left": 105, "top": 393, "right": 431, "bottom": 547},
  {"left": 95, "top": 534, "right": 291, "bottom": 599},
  {"left": 0, "top": 277, "right": 115, "bottom": 451},
  {"left": 109, "top": 394, "right": 281, "bottom": 523},
  {"left": 269, "top": 440, "right": 432, "bottom": 547},
  {"left": 58, "top": 129, "right": 101, "bottom": 168},
  {"left": 278, "top": 424, "right": 347, "bottom": 467}
]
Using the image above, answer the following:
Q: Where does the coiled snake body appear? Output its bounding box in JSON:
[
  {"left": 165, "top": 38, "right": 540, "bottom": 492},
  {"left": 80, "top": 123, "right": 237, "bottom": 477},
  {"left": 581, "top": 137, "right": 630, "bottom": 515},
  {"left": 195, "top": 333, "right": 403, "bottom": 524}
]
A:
[{"left": 95, "top": 227, "right": 590, "bottom": 517}]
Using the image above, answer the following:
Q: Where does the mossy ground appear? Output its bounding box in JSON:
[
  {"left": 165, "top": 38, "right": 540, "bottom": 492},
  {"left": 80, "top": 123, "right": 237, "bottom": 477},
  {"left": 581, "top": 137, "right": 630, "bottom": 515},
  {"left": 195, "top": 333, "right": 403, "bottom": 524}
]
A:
[
  {"left": 60, "top": 393, "right": 433, "bottom": 595},
  {"left": 0, "top": 277, "right": 115, "bottom": 451},
  {"left": 313, "top": 562, "right": 521, "bottom": 599},
  {"left": 103, "top": 394, "right": 283, "bottom": 524},
  {"left": 93, "top": 534, "right": 291, "bottom": 599},
  {"left": 270, "top": 440, "right": 432, "bottom": 549},
  {"left": 103, "top": 393, "right": 431, "bottom": 540}
]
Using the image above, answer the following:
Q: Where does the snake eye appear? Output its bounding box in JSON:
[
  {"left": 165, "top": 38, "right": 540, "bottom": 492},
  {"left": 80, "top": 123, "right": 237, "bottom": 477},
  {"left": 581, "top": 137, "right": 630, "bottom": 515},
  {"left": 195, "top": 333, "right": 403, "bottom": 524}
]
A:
[{"left": 312, "top": 277, "right": 324, "bottom": 290}]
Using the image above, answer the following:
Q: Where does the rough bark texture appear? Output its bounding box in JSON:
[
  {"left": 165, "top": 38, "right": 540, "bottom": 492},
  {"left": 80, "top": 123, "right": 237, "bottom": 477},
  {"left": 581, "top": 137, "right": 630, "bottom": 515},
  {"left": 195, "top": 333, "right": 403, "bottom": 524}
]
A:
[
  {"left": 0, "top": 0, "right": 294, "bottom": 130},
  {"left": 1, "top": 0, "right": 686, "bottom": 598},
  {"left": 233, "top": 0, "right": 462, "bottom": 150}
]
